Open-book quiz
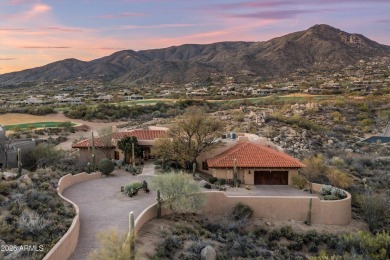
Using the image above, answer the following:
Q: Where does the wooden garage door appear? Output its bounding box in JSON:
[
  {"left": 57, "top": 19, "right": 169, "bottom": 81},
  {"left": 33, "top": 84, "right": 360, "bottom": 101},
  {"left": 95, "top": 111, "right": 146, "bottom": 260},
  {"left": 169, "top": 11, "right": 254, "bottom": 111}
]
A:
[{"left": 254, "top": 171, "right": 288, "bottom": 185}]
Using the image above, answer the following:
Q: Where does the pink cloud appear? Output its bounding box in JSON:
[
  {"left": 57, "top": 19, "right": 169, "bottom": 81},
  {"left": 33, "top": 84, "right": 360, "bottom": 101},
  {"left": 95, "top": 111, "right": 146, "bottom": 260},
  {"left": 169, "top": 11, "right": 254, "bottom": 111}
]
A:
[
  {"left": 0, "top": 57, "right": 18, "bottom": 60},
  {"left": 20, "top": 46, "right": 71, "bottom": 49},
  {"left": 121, "top": 23, "right": 203, "bottom": 29},
  {"left": 44, "top": 27, "right": 84, "bottom": 32},
  {"left": 99, "top": 12, "right": 146, "bottom": 19}
]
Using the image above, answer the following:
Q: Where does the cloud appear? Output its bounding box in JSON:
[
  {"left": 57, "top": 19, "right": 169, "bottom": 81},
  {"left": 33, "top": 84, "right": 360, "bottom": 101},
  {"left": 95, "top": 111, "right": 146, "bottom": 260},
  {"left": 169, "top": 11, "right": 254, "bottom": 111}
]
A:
[
  {"left": 99, "top": 12, "right": 146, "bottom": 19},
  {"left": 44, "top": 27, "right": 84, "bottom": 32},
  {"left": 0, "top": 28, "right": 30, "bottom": 31},
  {"left": 225, "top": 9, "right": 319, "bottom": 20},
  {"left": 0, "top": 58, "right": 18, "bottom": 60},
  {"left": 20, "top": 46, "right": 71, "bottom": 49},
  {"left": 121, "top": 23, "right": 203, "bottom": 29},
  {"left": 212, "top": 1, "right": 292, "bottom": 11},
  {"left": 372, "top": 19, "right": 390, "bottom": 24}
]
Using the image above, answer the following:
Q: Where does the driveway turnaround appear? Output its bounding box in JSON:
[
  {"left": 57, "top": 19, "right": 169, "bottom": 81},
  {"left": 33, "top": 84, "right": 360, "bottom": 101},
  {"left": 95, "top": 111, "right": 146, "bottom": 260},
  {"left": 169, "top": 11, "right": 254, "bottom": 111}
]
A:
[{"left": 63, "top": 170, "right": 156, "bottom": 260}]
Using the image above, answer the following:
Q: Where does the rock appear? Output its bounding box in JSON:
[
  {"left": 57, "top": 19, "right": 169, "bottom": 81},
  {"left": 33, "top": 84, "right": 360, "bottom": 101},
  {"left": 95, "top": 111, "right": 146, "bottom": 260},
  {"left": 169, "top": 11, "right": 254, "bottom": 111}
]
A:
[
  {"left": 266, "top": 221, "right": 272, "bottom": 226},
  {"left": 201, "top": 245, "right": 216, "bottom": 260},
  {"left": 2, "top": 172, "right": 18, "bottom": 181},
  {"left": 258, "top": 248, "right": 273, "bottom": 257},
  {"left": 20, "top": 175, "right": 32, "bottom": 185},
  {"left": 199, "top": 180, "right": 211, "bottom": 188}
]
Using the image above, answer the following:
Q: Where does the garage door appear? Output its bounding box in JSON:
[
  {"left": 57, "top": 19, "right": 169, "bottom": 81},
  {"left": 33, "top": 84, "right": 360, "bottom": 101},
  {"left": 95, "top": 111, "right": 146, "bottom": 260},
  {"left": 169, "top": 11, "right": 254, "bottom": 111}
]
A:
[{"left": 254, "top": 171, "right": 288, "bottom": 185}]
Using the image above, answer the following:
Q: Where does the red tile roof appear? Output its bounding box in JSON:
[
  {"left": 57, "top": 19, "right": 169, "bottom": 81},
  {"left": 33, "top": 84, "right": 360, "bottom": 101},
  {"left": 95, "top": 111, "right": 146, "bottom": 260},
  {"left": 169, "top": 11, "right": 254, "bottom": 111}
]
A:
[
  {"left": 72, "top": 129, "right": 166, "bottom": 148},
  {"left": 207, "top": 142, "right": 304, "bottom": 169}
]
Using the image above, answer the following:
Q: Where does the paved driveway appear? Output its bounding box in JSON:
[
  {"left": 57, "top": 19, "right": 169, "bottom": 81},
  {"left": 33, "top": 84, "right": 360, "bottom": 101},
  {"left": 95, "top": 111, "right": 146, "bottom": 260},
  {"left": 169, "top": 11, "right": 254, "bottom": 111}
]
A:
[{"left": 63, "top": 168, "right": 156, "bottom": 260}]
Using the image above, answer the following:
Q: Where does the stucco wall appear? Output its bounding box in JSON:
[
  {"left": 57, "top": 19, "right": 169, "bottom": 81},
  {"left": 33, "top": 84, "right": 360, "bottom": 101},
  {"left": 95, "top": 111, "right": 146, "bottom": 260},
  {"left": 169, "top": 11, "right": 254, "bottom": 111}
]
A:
[
  {"left": 78, "top": 149, "right": 112, "bottom": 166},
  {"left": 133, "top": 186, "right": 351, "bottom": 237},
  {"left": 43, "top": 172, "right": 102, "bottom": 260}
]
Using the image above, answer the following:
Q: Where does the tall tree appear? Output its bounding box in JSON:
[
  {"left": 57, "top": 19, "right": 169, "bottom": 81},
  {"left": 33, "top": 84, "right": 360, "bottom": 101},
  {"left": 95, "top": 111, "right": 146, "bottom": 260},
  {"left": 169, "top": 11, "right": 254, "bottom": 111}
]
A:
[
  {"left": 0, "top": 132, "right": 11, "bottom": 169},
  {"left": 117, "top": 136, "right": 141, "bottom": 164},
  {"left": 168, "top": 107, "right": 225, "bottom": 166},
  {"left": 97, "top": 126, "right": 114, "bottom": 159}
]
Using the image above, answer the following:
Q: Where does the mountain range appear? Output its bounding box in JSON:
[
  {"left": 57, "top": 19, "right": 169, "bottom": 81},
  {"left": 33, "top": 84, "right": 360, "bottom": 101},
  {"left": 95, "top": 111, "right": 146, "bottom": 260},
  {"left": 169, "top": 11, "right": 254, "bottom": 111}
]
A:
[{"left": 1, "top": 24, "right": 389, "bottom": 85}]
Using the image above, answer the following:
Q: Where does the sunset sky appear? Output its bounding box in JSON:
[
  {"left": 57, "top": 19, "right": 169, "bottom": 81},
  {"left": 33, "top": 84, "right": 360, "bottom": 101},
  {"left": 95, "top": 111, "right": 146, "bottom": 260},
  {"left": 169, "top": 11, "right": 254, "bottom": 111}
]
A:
[{"left": 1, "top": 0, "right": 390, "bottom": 74}]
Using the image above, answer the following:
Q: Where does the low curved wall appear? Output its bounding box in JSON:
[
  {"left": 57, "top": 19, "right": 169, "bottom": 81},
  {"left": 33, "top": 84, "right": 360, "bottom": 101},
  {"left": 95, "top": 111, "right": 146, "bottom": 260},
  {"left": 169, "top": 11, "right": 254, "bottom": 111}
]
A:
[
  {"left": 134, "top": 186, "right": 351, "bottom": 235},
  {"left": 43, "top": 172, "right": 101, "bottom": 260}
]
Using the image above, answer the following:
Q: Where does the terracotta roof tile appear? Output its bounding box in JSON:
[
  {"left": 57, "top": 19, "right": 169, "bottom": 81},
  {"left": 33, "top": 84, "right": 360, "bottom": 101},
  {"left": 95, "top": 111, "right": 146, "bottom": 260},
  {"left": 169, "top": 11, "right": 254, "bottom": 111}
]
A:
[
  {"left": 72, "top": 129, "right": 166, "bottom": 148},
  {"left": 207, "top": 142, "right": 304, "bottom": 169}
]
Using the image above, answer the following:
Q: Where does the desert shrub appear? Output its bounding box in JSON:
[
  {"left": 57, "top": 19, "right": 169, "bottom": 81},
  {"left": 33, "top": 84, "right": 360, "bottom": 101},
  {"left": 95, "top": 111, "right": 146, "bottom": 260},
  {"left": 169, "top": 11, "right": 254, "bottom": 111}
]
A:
[
  {"left": 288, "top": 235, "right": 304, "bottom": 251},
  {"left": 98, "top": 159, "right": 115, "bottom": 175},
  {"left": 269, "top": 229, "right": 282, "bottom": 241},
  {"left": 89, "top": 228, "right": 134, "bottom": 260},
  {"left": 359, "top": 192, "right": 388, "bottom": 233},
  {"left": 126, "top": 164, "right": 142, "bottom": 175},
  {"left": 304, "top": 230, "right": 320, "bottom": 245},
  {"left": 253, "top": 226, "right": 268, "bottom": 237},
  {"left": 217, "top": 178, "right": 226, "bottom": 185},
  {"left": 0, "top": 182, "right": 12, "bottom": 196},
  {"left": 292, "top": 175, "right": 307, "bottom": 189},
  {"left": 324, "top": 195, "right": 340, "bottom": 200},
  {"left": 208, "top": 177, "right": 218, "bottom": 184},
  {"left": 231, "top": 203, "right": 253, "bottom": 221},
  {"left": 280, "top": 226, "right": 295, "bottom": 240},
  {"left": 343, "top": 231, "right": 390, "bottom": 260},
  {"left": 187, "top": 240, "right": 208, "bottom": 255},
  {"left": 124, "top": 182, "right": 143, "bottom": 194},
  {"left": 154, "top": 235, "right": 183, "bottom": 259},
  {"left": 326, "top": 168, "right": 352, "bottom": 189},
  {"left": 320, "top": 185, "right": 333, "bottom": 195},
  {"left": 308, "top": 242, "right": 319, "bottom": 253}
]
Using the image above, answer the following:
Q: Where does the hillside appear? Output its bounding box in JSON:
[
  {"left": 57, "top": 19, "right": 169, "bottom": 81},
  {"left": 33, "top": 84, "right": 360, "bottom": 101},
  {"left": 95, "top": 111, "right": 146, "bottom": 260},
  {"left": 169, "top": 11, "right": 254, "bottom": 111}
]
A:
[{"left": 1, "top": 24, "right": 389, "bottom": 85}]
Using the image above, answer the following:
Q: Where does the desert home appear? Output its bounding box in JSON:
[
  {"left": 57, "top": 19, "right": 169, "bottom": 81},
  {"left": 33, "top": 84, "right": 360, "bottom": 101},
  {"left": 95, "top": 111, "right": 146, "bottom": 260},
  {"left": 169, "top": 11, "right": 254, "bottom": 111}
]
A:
[
  {"left": 72, "top": 126, "right": 168, "bottom": 165},
  {"left": 73, "top": 127, "right": 305, "bottom": 186}
]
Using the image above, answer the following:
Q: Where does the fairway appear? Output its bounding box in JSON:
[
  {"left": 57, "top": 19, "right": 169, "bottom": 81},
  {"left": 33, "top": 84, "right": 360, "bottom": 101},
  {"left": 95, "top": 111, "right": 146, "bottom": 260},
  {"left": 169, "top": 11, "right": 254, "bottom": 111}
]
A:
[{"left": 3, "top": 121, "right": 76, "bottom": 130}]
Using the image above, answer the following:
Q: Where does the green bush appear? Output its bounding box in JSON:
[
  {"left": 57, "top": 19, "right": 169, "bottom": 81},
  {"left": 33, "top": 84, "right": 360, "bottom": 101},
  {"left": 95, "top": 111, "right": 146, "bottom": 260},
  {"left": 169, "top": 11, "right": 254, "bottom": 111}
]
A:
[
  {"left": 280, "top": 226, "right": 295, "bottom": 240},
  {"left": 154, "top": 235, "right": 183, "bottom": 258},
  {"left": 324, "top": 195, "right": 340, "bottom": 200},
  {"left": 98, "top": 159, "right": 115, "bottom": 175},
  {"left": 292, "top": 175, "right": 307, "bottom": 189},
  {"left": 231, "top": 203, "right": 253, "bottom": 221},
  {"left": 209, "top": 177, "right": 218, "bottom": 184},
  {"left": 124, "top": 182, "right": 143, "bottom": 194},
  {"left": 269, "top": 229, "right": 282, "bottom": 241}
]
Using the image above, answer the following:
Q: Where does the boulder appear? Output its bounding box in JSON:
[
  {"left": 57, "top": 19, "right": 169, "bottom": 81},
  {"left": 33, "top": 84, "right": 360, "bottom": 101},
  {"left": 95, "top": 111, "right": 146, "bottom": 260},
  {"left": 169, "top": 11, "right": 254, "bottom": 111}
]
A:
[
  {"left": 199, "top": 180, "right": 211, "bottom": 188},
  {"left": 2, "top": 172, "right": 18, "bottom": 181},
  {"left": 258, "top": 248, "right": 273, "bottom": 257},
  {"left": 201, "top": 245, "right": 216, "bottom": 260},
  {"left": 20, "top": 175, "right": 32, "bottom": 185}
]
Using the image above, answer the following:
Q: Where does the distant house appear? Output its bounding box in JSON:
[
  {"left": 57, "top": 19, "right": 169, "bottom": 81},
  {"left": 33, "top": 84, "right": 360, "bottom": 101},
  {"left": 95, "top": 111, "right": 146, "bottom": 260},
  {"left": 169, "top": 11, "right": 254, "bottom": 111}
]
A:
[
  {"left": 124, "top": 94, "right": 144, "bottom": 101},
  {"left": 72, "top": 128, "right": 167, "bottom": 165}
]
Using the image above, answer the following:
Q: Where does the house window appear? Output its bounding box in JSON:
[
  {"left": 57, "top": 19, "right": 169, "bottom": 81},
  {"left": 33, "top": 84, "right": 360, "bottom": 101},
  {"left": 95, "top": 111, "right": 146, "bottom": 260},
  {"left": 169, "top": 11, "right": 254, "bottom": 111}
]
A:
[{"left": 202, "top": 161, "right": 208, "bottom": 170}]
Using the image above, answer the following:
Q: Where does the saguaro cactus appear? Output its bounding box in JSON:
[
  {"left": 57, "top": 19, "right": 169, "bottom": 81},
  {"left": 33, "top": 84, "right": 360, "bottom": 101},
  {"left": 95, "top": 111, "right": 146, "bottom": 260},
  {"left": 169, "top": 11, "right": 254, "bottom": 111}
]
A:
[
  {"left": 156, "top": 189, "right": 162, "bottom": 219},
  {"left": 17, "top": 148, "right": 22, "bottom": 175},
  {"left": 131, "top": 142, "right": 135, "bottom": 167},
  {"left": 305, "top": 198, "right": 312, "bottom": 225},
  {"left": 129, "top": 211, "right": 135, "bottom": 260},
  {"left": 233, "top": 159, "right": 237, "bottom": 187},
  {"left": 192, "top": 162, "right": 196, "bottom": 178},
  {"left": 91, "top": 131, "right": 96, "bottom": 171}
]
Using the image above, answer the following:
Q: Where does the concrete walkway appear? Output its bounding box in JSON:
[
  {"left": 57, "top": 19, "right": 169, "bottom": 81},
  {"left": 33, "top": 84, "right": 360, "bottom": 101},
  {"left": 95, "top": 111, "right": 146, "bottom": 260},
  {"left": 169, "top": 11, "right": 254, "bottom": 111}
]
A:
[
  {"left": 139, "top": 160, "right": 156, "bottom": 176},
  {"left": 63, "top": 170, "right": 156, "bottom": 260}
]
